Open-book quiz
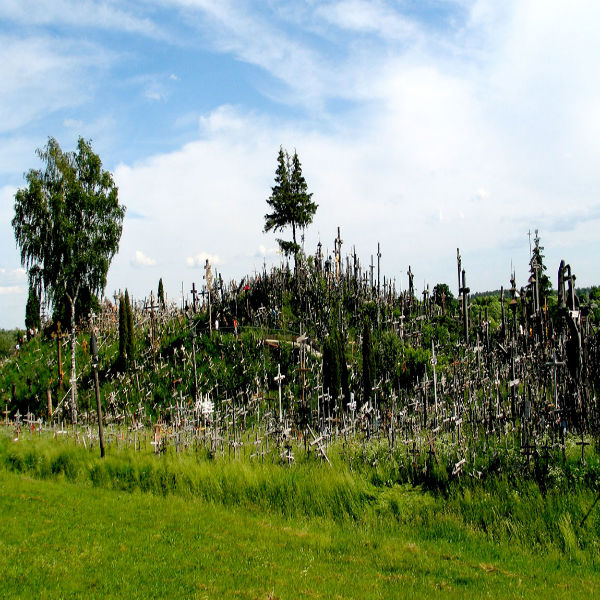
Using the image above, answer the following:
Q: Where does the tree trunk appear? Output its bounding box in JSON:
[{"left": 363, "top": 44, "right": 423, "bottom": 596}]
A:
[{"left": 68, "top": 294, "right": 78, "bottom": 425}]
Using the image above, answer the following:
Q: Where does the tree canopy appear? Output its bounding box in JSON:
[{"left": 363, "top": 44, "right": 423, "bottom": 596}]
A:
[
  {"left": 13, "top": 137, "right": 125, "bottom": 313},
  {"left": 12, "top": 136, "right": 125, "bottom": 422},
  {"left": 264, "top": 147, "right": 317, "bottom": 266}
]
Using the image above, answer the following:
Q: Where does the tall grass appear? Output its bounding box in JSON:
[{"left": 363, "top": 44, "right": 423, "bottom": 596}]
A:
[
  {"left": 2, "top": 430, "right": 599, "bottom": 561},
  {"left": 0, "top": 432, "right": 374, "bottom": 522}
]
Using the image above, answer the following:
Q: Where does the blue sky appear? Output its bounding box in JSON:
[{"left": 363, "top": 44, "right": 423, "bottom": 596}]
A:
[{"left": 1, "top": 0, "right": 600, "bottom": 328}]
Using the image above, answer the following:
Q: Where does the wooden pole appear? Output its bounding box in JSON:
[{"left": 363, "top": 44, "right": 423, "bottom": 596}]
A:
[{"left": 90, "top": 331, "right": 105, "bottom": 458}]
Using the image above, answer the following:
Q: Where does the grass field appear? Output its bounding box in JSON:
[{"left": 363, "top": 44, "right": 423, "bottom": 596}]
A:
[{"left": 1, "top": 431, "right": 599, "bottom": 598}]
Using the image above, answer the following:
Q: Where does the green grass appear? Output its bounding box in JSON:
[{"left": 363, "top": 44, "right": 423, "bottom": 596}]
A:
[
  {"left": 2, "top": 470, "right": 600, "bottom": 599},
  {"left": 1, "top": 431, "right": 600, "bottom": 598}
]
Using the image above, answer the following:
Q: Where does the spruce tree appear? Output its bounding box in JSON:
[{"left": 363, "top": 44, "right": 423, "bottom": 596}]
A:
[
  {"left": 264, "top": 147, "right": 317, "bottom": 270},
  {"left": 530, "top": 230, "right": 551, "bottom": 303},
  {"left": 158, "top": 278, "right": 165, "bottom": 309}
]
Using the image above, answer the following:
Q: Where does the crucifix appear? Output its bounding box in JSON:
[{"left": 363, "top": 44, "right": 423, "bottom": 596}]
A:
[{"left": 190, "top": 282, "right": 199, "bottom": 313}]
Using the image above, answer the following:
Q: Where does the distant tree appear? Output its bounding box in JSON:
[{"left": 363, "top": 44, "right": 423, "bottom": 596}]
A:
[
  {"left": 362, "top": 317, "right": 375, "bottom": 407},
  {"left": 432, "top": 283, "right": 456, "bottom": 314},
  {"left": 25, "top": 284, "right": 41, "bottom": 332},
  {"left": 264, "top": 147, "right": 317, "bottom": 270},
  {"left": 13, "top": 137, "right": 125, "bottom": 423},
  {"left": 158, "top": 278, "right": 165, "bottom": 309}
]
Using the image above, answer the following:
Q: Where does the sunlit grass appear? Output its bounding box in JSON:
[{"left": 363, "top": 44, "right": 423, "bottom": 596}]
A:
[{"left": 2, "top": 428, "right": 600, "bottom": 598}]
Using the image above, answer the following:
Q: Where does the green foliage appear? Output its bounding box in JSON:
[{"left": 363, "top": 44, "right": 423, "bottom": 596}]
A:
[
  {"left": 398, "top": 344, "right": 430, "bottom": 389},
  {"left": 432, "top": 282, "right": 458, "bottom": 314},
  {"left": 52, "top": 285, "right": 100, "bottom": 326},
  {"left": 13, "top": 137, "right": 125, "bottom": 423},
  {"left": 12, "top": 137, "right": 125, "bottom": 322},
  {"left": 323, "top": 329, "right": 349, "bottom": 407},
  {"left": 0, "top": 330, "right": 20, "bottom": 360},
  {"left": 158, "top": 277, "right": 165, "bottom": 308},
  {"left": 322, "top": 332, "right": 341, "bottom": 403},
  {"left": 530, "top": 229, "right": 552, "bottom": 301},
  {"left": 24, "top": 285, "right": 41, "bottom": 331}
]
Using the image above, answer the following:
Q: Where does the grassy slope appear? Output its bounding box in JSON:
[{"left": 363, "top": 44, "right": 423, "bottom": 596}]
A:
[{"left": 1, "top": 468, "right": 599, "bottom": 599}]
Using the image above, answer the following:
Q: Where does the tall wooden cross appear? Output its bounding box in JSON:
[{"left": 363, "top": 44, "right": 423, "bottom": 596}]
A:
[{"left": 274, "top": 364, "right": 286, "bottom": 423}]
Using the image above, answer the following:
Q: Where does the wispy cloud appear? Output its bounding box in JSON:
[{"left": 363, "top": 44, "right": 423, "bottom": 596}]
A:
[
  {"left": 0, "top": 34, "right": 113, "bottom": 134},
  {"left": 315, "top": 0, "right": 420, "bottom": 42},
  {"left": 0, "top": 0, "right": 160, "bottom": 37}
]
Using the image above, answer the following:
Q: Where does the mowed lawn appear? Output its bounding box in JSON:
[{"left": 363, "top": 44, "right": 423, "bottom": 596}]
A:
[{"left": 1, "top": 470, "right": 598, "bottom": 599}]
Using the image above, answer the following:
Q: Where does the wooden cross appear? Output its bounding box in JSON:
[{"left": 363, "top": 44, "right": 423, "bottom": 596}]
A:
[
  {"left": 576, "top": 431, "right": 590, "bottom": 465},
  {"left": 190, "top": 282, "right": 199, "bottom": 312},
  {"left": 274, "top": 364, "right": 285, "bottom": 423}
]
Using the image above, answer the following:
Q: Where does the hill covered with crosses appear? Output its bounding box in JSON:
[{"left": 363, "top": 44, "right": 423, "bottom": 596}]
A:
[{"left": 1, "top": 229, "right": 599, "bottom": 482}]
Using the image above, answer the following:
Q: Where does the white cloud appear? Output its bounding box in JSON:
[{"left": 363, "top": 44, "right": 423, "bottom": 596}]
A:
[
  {"left": 256, "top": 244, "right": 278, "bottom": 257},
  {"left": 186, "top": 253, "right": 222, "bottom": 268},
  {"left": 131, "top": 250, "right": 157, "bottom": 268},
  {"left": 0, "top": 286, "right": 22, "bottom": 295}
]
